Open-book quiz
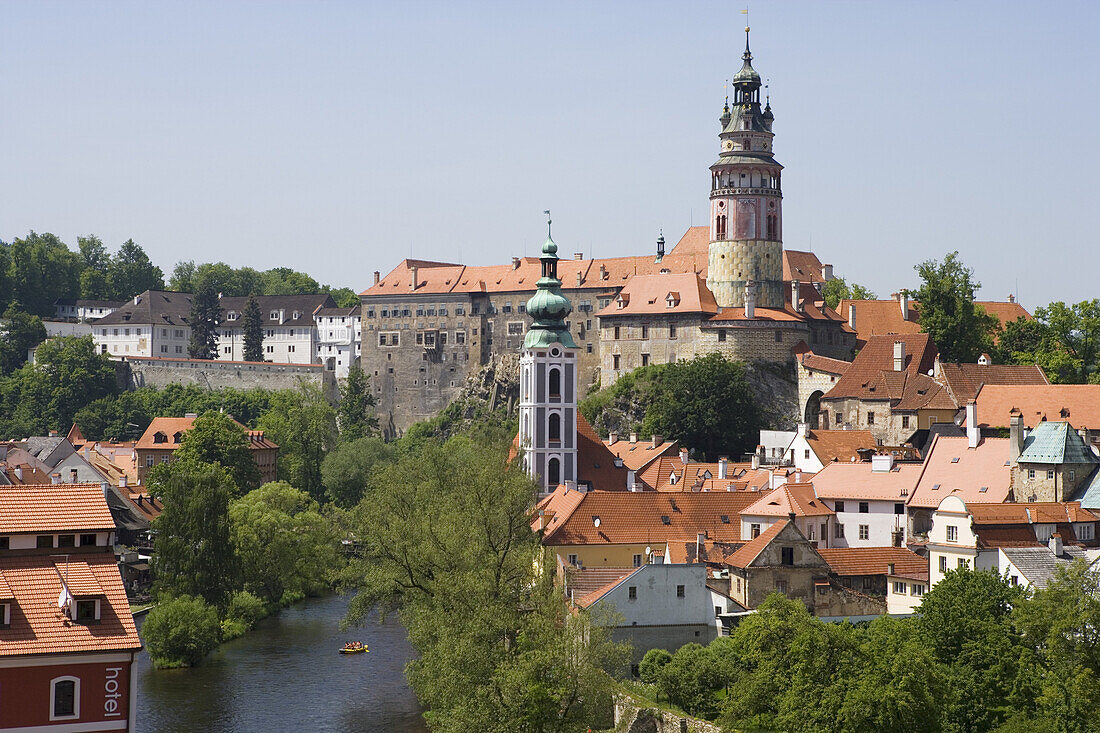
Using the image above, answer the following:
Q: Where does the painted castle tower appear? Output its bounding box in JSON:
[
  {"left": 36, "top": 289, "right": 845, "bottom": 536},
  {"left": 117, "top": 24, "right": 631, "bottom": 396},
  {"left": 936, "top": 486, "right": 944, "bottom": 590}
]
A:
[
  {"left": 519, "top": 216, "right": 579, "bottom": 494},
  {"left": 706, "top": 26, "right": 785, "bottom": 309}
]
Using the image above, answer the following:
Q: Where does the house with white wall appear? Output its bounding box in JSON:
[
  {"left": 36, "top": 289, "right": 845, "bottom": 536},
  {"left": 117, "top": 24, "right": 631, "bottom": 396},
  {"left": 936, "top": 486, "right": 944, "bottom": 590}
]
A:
[
  {"left": 783, "top": 424, "right": 878, "bottom": 474},
  {"left": 315, "top": 305, "right": 361, "bottom": 377},
  {"left": 811, "top": 454, "right": 921, "bottom": 548},
  {"left": 217, "top": 294, "right": 335, "bottom": 365},
  {"left": 739, "top": 482, "right": 836, "bottom": 547}
]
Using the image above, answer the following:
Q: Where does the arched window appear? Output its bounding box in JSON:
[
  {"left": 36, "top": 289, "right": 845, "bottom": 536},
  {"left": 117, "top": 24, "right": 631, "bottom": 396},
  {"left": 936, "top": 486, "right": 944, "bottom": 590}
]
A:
[
  {"left": 549, "top": 413, "right": 561, "bottom": 442},
  {"left": 547, "top": 457, "right": 560, "bottom": 487},
  {"left": 50, "top": 676, "right": 79, "bottom": 720},
  {"left": 549, "top": 367, "right": 561, "bottom": 399},
  {"left": 716, "top": 214, "right": 727, "bottom": 239}
]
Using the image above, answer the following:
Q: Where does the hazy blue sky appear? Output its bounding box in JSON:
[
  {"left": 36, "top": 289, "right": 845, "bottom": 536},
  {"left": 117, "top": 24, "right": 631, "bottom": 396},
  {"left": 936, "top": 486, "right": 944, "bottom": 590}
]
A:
[{"left": 3, "top": 1, "right": 1097, "bottom": 308}]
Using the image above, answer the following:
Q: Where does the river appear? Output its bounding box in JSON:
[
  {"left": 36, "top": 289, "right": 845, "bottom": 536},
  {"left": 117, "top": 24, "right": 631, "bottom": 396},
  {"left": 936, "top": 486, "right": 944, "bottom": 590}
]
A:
[{"left": 135, "top": 594, "right": 428, "bottom": 733}]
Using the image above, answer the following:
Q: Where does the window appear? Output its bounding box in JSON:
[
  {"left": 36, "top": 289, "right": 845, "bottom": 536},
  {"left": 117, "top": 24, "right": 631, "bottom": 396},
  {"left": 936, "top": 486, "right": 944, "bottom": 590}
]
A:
[
  {"left": 75, "top": 599, "right": 98, "bottom": 622},
  {"left": 547, "top": 457, "right": 560, "bottom": 487},
  {"left": 859, "top": 525, "right": 869, "bottom": 541},
  {"left": 641, "top": 325, "right": 649, "bottom": 339},
  {"left": 266, "top": 345, "right": 274, "bottom": 353},
  {"left": 1028, "top": 469, "right": 1036, "bottom": 480},
  {"left": 1078, "top": 523, "right": 1095, "bottom": 541},
  {"left": 902, "top": 415, "right": 910, "bottom": 429},
  {"left": 628, "top": 586, "right": 637, "bottom": 600},
  {"left": 549, "top": 368, "right": 561, "bottom": 398},
  {"left": 676, "top": 585, "right": 686, "bottom": 598},
  {"left": 859, "top": 502, "right": 869, "bottom": 513},
  {"left": 911, "top": 584, "right": 925, "bottom": 596},
  {"left": 669, "top": 324, "right": 677, "bottom": 339},
  {"left": 567, "top": 554, "right": 578, "bottom": 566},
  {"left": 80, "top": 534, "right": 96, "bottom": 546},
  {"left": 895, "top": 503, "right": 905, "bottom": 515},
  {"left": 775, "top": 580, "right": 788, "bottom": 593},
  {"left": 751, "top": 523, "right": 761, "bottom": 539},
  {"left": 1047, "top": 470, "right": 1055, "bottom": 480},
  {"left": 612, "top": 354, "right": 620, "bottom": 370},
  {"left": 641, "top": 353, "right": 649, "bottom": 367},
  {"left": 548, "top": 413, "right": 561, "bottom": 442},
  {"left": 633, "top": 554, "right": 643, "bottom": 568},
  {"left": 455, "top": 331, "right": 465, "bottom": 344},
  {"left": 835, "top": 501, "right": 845, "bottom": 512},
  {"left": 939, "top": 556, "right": 948, "bottom": 572},
  {"left": 835, "top": 412, "right": 842, "bottom": 426},
  {"left": 835, "top": 524, "right": 845, "bottom": 538},
  {"left": 867, "top": 411, "right": 875, "bottom": 425},
  {"left": 0, "top": 537, "right": 7, "bottom": 550},
  {"left": 507, "top": 322, "right": 524, "bottom": 336},
  {"left": 146, "top": 456, "right": 154, "bottom": 467},
  {"left": 781, "top": 547, "right": 794, "bottom": 566},
  {"left": 57, "top": 534, "right": 75, "bottom": 548},
  {"left": 946, "top": 525, "right": 958, "bottom": 542},
  {"left": 613, "top": 326, "right": 620, "bottom": 340},
  {"left": 957, "top": 558, "right": 968, "bottom": 569},
  {"left": 51, "top": 677, "right": 79, "bottom": 720},
  {"left": 804, "top": 449, "right": 810, "bottom": 459},
  {"left": 717, "top": 329, "right": 727, "bottom": 342},
  {"left": 37, "top": 535, "right": 53, "bottom": 549},
  {"left": 894, "top": 581, "right": 907, "bottom": 594},
  {"left": 774, "top": 330, "right": 782, "bottom": 343}
]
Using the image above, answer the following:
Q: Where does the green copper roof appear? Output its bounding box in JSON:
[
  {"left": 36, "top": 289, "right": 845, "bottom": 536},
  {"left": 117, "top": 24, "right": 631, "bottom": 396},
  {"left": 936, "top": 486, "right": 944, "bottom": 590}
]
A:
[
  {"left": 1018, "top": 422, "right": 1100, "bottom": 465},
  {"left": 524, "top": 222, "right": 576, "bottom": 349},
  {"left": 1072, "top": 466, "right": 1100, "bottom": 510}
]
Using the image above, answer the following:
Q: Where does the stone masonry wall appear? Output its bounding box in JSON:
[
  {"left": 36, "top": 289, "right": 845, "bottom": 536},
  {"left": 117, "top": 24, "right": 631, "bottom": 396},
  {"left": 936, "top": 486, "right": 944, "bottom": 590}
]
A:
[
  {"left": 121, "top": 356, "right": 332, "bottom": 395},
  {"left": 706, "top": 239, "right": 783, "bottom": 308},
  {"left": 614, "top": 694, "right": 723, "bottom": 733}
]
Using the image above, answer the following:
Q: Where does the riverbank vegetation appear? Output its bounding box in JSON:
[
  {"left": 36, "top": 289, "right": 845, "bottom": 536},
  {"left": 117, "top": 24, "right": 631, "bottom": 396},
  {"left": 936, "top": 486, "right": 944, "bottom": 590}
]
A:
[{"left": 631, "top": 565, "right": 1100, "bottom": 733}]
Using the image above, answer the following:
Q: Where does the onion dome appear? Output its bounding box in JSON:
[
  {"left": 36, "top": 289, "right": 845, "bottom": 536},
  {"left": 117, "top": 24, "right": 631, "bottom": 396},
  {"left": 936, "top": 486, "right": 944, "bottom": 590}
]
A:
[{"left": 524, "top": 216, "right": 577, "bottom": 349}]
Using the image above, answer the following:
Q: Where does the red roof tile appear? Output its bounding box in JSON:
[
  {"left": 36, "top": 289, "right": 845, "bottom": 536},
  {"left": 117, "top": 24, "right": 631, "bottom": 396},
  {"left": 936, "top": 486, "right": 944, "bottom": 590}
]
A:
[
  {"left": 971, "top": 385, "right": 1100, "bottom": 430},
  {"left": 817, "top": 547, "right": 927, "bottom": 578},
  {"left": 725, "top": 520, "right": 791, "bottom": 568},
  {"left": 595, "top": 273, "right": 717, "bottom": 318},
  {"left": 742, "top": 483, "right": 834, "bottom": 518},
  {"left": 823, "top": 334, "right": 939, "bottom": 403},
  {"left": 811, "top": 461, "right": 923, "bottom": 501},
  {"left": 936, "top": 362, "right": 1049, "bottom": 405},
  {"left": 805, "top": 430, "right": 879, "bottom": 464},
  {"left": 837, "top": 298, "right": 1031, "bottom": 348},
  {"left": 136, "top": 416, "right": 277, "bottom": 451},
  {"left": 0, "top": 483, "right": 116, "bottom": 534},
  {"left": 577, "top": 413, "right": 630, "bottom": 491},
  {"left": 908, "top": 436, "right": 1013, "bottom": 508},
  {"left": 603, "top": 436, "right": 680, "bottom": 474}
]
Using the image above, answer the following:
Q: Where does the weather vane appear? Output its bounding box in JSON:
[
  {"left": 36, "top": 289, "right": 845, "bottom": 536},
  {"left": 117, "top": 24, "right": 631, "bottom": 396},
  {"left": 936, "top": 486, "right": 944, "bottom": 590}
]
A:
[{"left": 544, "top": 209, "right": 552, "bottom": 238}]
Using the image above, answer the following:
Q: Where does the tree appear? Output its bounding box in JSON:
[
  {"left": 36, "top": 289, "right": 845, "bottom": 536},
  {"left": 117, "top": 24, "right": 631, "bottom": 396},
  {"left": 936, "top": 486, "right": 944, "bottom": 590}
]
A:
[
  {"left": 258, "top": 383, "right": 337, "bottom": 499},
  {"left": 0, "top": 335, "right": 119, "bottom": 436},
  {"left": 913, "top": 252, "right": 999, "bottom": 362},
  {"left": 169, "top": 260, "right": 196, "bottom": 292},
  {"left": 642, "top": 354, "right": 762, "bottom": 461},
  {"left": 6, "top": 231, "right": 82, "bottom": 315},
  {"left": 261, "top": 267, "right": 320, "bottom": 295},
  {"left": 188, "top": 278, "right": 220, "bottom": 359},
  {"left": 141, "top": 595, "right": 221, "bottom": 668},
  {"left": 1031, "top": 301, "right": 1100, "bottom": 384},
  {"left": 106, "top": 238, "right": 164, "bottom": 298},
  {"left": 174, "top": 411, "right": 262, "bottom": 494},
  {"left": 821, "top": 277, "right": 876, "bottom": 309},
  {"left": 242, "top": 295, "right": 264, "bottom": 362},
  {"left": 657, "top": 643, "right": 723, "bottom": 717},
  {"left": 326, "top": 287, "right": 360, "bottom": 308},
  {"left": 0, "top": 307, "right": 46, "bottom": 375},
  {"left": 77, "top": 235, "right": 111, "bottom": 300},
  {"left": 229, "top": 482, "right": 335, "bottom": 604},
  {"left": 639, "top": 648, "right": 673, "bottom": 684},
  {"left": 336, "top": 362, "right": 377, "bottom": 441},
  {"left": 320, "top": 435, "right": 393, "bottom": 507},
  {"left": 150, "top": 460, "right": 241, "bottom": 610}
]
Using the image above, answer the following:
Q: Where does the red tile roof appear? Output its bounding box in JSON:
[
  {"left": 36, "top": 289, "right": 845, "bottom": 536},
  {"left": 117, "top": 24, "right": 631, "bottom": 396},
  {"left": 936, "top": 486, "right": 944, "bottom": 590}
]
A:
[
  {"left": 805, "top": 429, "right": 879, "bottom": 464},
  {"left": 536, "top": 488, "right": 760, "bottom": 546},
  {"left": 637, "top": 455, "right": 774, "bottom": 493},
  {"left": 725, "top": 519, "right": 791, "bottom": 568},
  {"left": 136, "top": 416, "right": 277, "bottom": 451},
  {"left": 908, "top": 436, "right": 1013, "bottom": 508},
  {"left": 793, "top": 344, "right": 852, "bottom": 376},
  {"left": 0, "top": 483, "right": 116, "bottom": 534},
  {"left": 810, "top": 461, "right": 924, "bottom": 501},
  {"left": 823, "top": 334, "right": 940, "bottom": 404},
  {"left": 936, "top": 362, "right": 1049, "bottom": 405},
  {"left": 742, "top": 483, "right": 834, "bottom": 518},
  {"left": 966, "top": 501, "right": 1097, "bottom": 525},
  {"left": 817, "top": 547, "right": 927, "bottom": 578},
  {"left": 0, "top": 553, "right": 142, "bottom": 656},
  {"left": 971, "top": 385, "right": 1100, "bottom": 430},
  {"left": 577, "top": 413, "right": 630, "bottom": 491},
  {"left": 837, "top": 298, "right": 1031, "bottom": 347},
  {"left": 603, "top": 436, "right": 680, "bottom": 474},
  {"left": 572, "top": 566, "right": 644, "bottom": 608},
  {"left": 595, "top": 273, "right": 718, "bottom": 318}
]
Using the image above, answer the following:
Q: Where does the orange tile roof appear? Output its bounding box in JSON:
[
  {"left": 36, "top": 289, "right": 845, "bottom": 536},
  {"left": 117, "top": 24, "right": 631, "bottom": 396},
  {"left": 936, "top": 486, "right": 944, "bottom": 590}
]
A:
[
  {"left": 725, "top": 519, "right": 791, "bottom": 568},
  {"left": 794, "top": 345, "right": 852, "bottom": 376},
  {"left": 667, "top": 228, "right": 830, "bottom": 285},
  {"left": 805, "top": 429, "right": 879, "bottom": 464},
  {"left": 810, "top": 461, "right": 923, "bottom": 501},
  {"left": 666, "top": 539, "right": 746, "bottom": 565},
  {"left": 936, "top": 362, "right": 1049, "bottom": 405},
  {"left": 136, "top": 416, "right": 277, "bottom": 451},
  {"left": 971, "top": 385, "right": 1100, "bottom": 430},
  {"left": 0, "top": 483, "right": 116, "bottom": 534},
  {"left": 0, "top": 573, "right": 14, "bottom": 600},
  {"left": 668, "top": 226, "right": 709, "bottom": 257},
  {"left": 536, "top": 488, "right": 760, "bottom": 546},
  {"left": 0, "top": 553, "right": 142, "bottom": 656},
  {"left": 823, "top": 334, "right": 939, "bottom": 404},
  {"left": 577, "top": 413, "right": 630, "bottom": 491},
  {"left": 638, "top": 455, "right": 775, "bottom": 493},
  {"left": 54, "top": 561, "right": 104, "bottom": 596},
  {"left": 595, "top": 273, "right": 718, "bottom": 318},
  {"left": 742, "top": 483, "right": 834, "bottom": 518},
  {"left": 836, "top": 298, "right": 1031, "bottom": 347},
  {"left": 603, "top": 437, "right": 680, "bottom": 474},
  {"left": 966, "top": 501, "right": 1098, "bottom": 525},
  {"left": 817, "top": 547, "right": 927, "bottom": 578},
  {"left": 572, "top": 566, "right": 644, "bottom": 608},
  {"left": 908, "top": 436, "right": 1013, "bottom": 508}
]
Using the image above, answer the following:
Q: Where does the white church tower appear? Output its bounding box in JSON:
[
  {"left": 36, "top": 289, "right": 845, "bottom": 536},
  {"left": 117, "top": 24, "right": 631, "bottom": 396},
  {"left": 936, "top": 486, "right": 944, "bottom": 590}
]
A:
[{"left": 519, "top": 214, "right": 579, "bottom": 494}]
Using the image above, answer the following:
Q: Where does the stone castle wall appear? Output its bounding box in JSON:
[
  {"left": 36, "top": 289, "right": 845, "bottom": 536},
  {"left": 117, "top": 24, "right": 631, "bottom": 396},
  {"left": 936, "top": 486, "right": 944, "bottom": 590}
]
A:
[
  {"left": 120, "top": 356, "right": 332, "bottom": 395},
  {"left": 706, "top": 239, "right": 784, "bottom": 307}
]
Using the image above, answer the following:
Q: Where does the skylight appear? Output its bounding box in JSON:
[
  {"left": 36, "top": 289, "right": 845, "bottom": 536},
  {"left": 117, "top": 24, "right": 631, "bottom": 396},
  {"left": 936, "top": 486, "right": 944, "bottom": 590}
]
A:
[
  {"left": 951, "top": 458, "right": 960, "bottom": 463},
  {"left": 661, "top": 515, "right": 671, "bottom": 525},
  {"left": 932, "top": 484, "right": 941, "bottom": 491}
]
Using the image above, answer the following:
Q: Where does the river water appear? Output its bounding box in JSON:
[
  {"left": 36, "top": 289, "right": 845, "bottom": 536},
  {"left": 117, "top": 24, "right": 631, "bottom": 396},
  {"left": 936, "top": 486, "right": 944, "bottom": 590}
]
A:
[{"left": 135, "top": 594, "right": 428, "bottom": 733}]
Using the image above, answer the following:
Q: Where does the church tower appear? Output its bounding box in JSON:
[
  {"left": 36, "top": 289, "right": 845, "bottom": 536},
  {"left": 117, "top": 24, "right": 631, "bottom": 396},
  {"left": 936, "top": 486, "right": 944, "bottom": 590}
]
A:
[
  {"left": 519, "top": 215, "right": 579, "bottom": 494},
  {"left": 706, "top": 26, "right": 785, "bottom": 309}
]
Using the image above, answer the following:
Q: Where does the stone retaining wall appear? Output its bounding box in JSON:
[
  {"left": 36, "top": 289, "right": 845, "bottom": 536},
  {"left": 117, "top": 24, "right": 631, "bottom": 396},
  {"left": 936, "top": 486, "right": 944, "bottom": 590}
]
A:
[
  {"left": 613, "top": 693, "right": 724, "bottom": 733},
  {"left": 118, "top": 356, "right": 334, "bottom": 396}
]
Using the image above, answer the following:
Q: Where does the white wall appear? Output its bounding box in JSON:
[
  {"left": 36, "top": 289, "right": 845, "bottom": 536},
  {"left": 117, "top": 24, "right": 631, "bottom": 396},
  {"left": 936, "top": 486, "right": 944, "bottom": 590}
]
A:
[
  {"left": 886, "top": 573, "right": 927, "bottom": 614},
  {"left": 928, "top": 496, "right": 978, "bottom": 586},
  {"left": 827, "top": 499, "right": 905, "bottom": 548},
  {"left": 593, "top": 564, "right": 715, "bottom": 628}
]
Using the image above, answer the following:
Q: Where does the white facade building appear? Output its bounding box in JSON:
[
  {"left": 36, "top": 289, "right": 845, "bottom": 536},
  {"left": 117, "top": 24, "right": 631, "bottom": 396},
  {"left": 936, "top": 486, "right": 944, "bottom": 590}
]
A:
[
  {"left": 217, "top": 295, "right": 334, "bottom": 365},
  {"left": 54, "top": 299, "right": 124, "bottom": 322},
  {"left": 812, "top": 456, "right": 919, "bottom": 549},
  {"left": 315, "top": 306, "right": 362, "bottom": 378},
  {"left": 92, "top": 291, "right": 193, "bottom": 357}
]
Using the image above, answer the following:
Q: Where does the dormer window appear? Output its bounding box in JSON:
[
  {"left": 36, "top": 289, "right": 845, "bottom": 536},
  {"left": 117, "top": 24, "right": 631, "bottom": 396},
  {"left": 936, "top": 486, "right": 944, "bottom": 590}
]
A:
[
  {"left": 173, "top": 431, "right": 184, "bottom": 443},
  {"left": 616, "top": 294, "right": 629, "bottom": 309},
  {"left": 227, "top": 311, "right": 238, "bottom": 321},
  {"left": 666, "top": 292, "right": 680, "bottom": 308},
  {"left": 293, "top": 310, "right": 302, "bottom": 320},
  {"left": 270, "top": 310, "right": 279, "bottom": 320},
  {"left": 75, "top": 598, "right": 100, "bottom": 623},
  {"left": 153, "top": 431, "right": 167, "bottom": 444},
  {"left": 0, "top": 601, "right": 9, "bottom": 627}
]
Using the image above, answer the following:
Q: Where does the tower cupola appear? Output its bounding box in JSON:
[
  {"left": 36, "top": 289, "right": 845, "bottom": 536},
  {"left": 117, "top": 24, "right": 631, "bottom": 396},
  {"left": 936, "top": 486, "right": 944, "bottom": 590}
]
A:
[{"left": 524, "top": 216, "right": 576, "bottom": 349}]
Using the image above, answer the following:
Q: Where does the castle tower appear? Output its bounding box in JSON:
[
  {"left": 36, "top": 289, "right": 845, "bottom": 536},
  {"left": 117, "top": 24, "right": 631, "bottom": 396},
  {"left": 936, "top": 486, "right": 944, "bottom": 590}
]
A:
[
  {"left": 706, "top": 26, "right": 785, "bottom": 309},
  {"left": 519, "top": 215, "right": 579, "bottom": 494}
]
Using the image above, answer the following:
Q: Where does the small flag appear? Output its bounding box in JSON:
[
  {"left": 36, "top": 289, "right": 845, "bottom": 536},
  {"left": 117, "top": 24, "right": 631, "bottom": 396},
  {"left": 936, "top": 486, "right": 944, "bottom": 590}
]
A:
[{"left": 740, "top": 8, "right": 748, "bottom": 14}]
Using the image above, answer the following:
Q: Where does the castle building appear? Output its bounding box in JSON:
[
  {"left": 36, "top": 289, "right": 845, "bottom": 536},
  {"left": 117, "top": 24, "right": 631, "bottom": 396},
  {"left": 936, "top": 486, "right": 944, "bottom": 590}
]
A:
[{"left": 518, "top": 219, "right": 580, "bottom": 493}]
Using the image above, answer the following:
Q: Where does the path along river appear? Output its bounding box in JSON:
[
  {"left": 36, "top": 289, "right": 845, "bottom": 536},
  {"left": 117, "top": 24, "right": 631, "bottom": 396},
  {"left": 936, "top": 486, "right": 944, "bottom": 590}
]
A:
[{"left": 135, "top": 594, "right": 428, "bottom": 732}]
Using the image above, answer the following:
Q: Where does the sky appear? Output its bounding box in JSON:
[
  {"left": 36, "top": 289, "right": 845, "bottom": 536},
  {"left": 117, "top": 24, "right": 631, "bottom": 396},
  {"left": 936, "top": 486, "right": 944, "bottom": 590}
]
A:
[{"left": 2, "top": 1, "right": 1098, "bottom": 309}]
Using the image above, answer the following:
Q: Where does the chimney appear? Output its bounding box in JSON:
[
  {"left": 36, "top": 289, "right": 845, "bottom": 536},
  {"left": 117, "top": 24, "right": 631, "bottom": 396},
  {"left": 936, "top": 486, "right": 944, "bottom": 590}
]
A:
[
  {"left": 1008, "top": 293, "right": 1016, "bottom": 303},
  {"left": 893, "top": 341, "right": 906, "bottom": 372},
  {"left": 100, "top": 480, "right": 110, "bottom": 499},
  {"left": 536, "top": 510, "right": 547, "bottom": 532},
  {"left": 14, "top": 466, "right": 22, "bottom": 481},
  {"left": 680, "top": 448, "right": 689, "bottom": 465},
  {"left": 1049, "top": 532, "right": 1063, "bottom": 556},
  {"left": 409, "top": 266, "right": 419, "bottom": 291},
  {"left": 51, "top": 472, "right": 61, "bottom": 484},
  {"left": 848, "top": 303, "right": 856, "bottom": 330},
  {"left": 512, "top": 257, "right": 521, "bottom": 270},
  {"left": 599, "top": 264, "right": 608, "bottom": 280},
  {"left": 751, "top": 453, "right": 760, "bottom": 470},
  {"left": 69, "top": 468, "right": 78, "bottom": 483},
  {"left": 184, "top": 412, "right": 198, "bottom": 418},
  {"left": 745, "top": 279, "right": 756, "bottom": 319},
  {"left": 373, "top": 271, "right": 380, "bottom": 285},
  {"left": 797, "top": 422, "right": 809, "bottom": 438},
  {"left": 627, "top": 469, "right": 636, "bottom": 489},
  {"left": 718, "top": 457, "right": 728, "bottom": 480},
  {"left": 575, "top": 272, "right": 582, "bottom": 288},
  {"left": 900, "top": 291, "right": 909, "bottom": 320},
  {"left": 1010, "top": 409, "right": 1024, "bottom": 462},
  {"left": 791, "top": 280, "right": 801, "bottom": 311},
  {"left": 871, "top": 453, "right": 894, "bottom": 472},
  {"left": 573, "top": 252, "right": 584, "bottom": 260},
  {"left": 119, "top": 475, "right": 128, "bottom": 489},
  {"left": 651, "top": 435, "right": 663, "bottom": 449},
  {"left": 629, "top": 432, "right": 638, "bottom": 444},
  {"left": 608, "top": 431, "right": 618, "bottom": 445},
  {"left": 821, "top": 264, "right": 833, "bottom": 281},
  {"left": 966, "top": 400, "right": 980, "bottom": 448}
]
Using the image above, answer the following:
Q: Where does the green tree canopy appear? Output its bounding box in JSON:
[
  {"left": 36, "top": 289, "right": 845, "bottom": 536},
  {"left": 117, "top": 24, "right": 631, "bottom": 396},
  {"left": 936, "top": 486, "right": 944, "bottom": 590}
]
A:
[
  {"left": 913, "top": 251, "right": 999, "bottom": 362},
  {"left": 257, "top": 382, "right": 337, "bottom": 500},
  {"left": 242, "top": 295, "right": 264, "bottom": 362},
  {"left": 0, "top": 307, "right": 46, "bottom": 375},
  {"left": 5, "top": 231, "right": 82, "bottom": 315},
  {"left": 320, "top": 435, "right": 393, "bottom": 507},
  {"left": 188, "top": 278, "right": 220, "bottom": 359},
  {"left": 821, "top": 277, "right": 876, "bottom": 309},
  {"left": 107, "top": 238, "right": 164, "bottom": 299},
  {"left": 150, "top": 460, "right": 241, "bottom": 610},
  {"left": 141, "top": 595, "right": 221, "bottom": 668},
  {"left": 336, "top": 362, "right": 377, "bottom": 441},
  {"left": 229, "top": 481, "right": 336, "bottom": 604},
  {"left": 174, "top": 411, "right": 262, "bottom": 494}
]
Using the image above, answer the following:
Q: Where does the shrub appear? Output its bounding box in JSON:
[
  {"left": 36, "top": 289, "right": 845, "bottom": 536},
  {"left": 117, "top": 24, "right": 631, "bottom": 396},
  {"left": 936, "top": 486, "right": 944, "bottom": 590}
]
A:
[
  {"left": 227, "top": 590, "right": 268, "bottom": 628},
  {"left": 142, "top": 595, "right": 221, "bottom": 668},
  {"left": 639, "top": 648, "right": 673, "bottom": 684}
]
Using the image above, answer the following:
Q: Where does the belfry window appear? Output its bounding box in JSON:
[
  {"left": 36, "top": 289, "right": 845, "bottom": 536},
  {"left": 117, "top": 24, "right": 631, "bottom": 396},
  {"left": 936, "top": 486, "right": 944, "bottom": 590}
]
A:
[
  {"left": 549, "top": 367, "right": 561, "bottom": 399},
  {"left": 547, "top": 457, "right": 560, "bottom": 487},
  {"left": 548, "top": 413, "right": 561, "bottom": 443}
]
